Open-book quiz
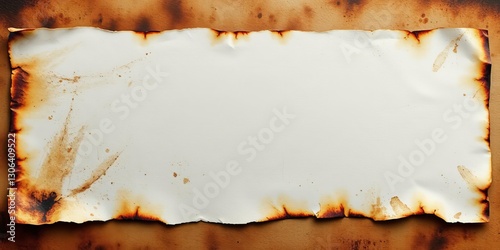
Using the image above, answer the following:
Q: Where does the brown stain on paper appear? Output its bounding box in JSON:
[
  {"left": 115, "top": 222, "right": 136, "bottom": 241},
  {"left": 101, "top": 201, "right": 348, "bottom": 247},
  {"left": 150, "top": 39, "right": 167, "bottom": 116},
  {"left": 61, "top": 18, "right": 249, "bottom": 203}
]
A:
[
  {"left": 432, "top": 33, "right": 464, "bottom": 72},
  {"left": 390, "top": 196, "right": 412, "bottom": 217}
]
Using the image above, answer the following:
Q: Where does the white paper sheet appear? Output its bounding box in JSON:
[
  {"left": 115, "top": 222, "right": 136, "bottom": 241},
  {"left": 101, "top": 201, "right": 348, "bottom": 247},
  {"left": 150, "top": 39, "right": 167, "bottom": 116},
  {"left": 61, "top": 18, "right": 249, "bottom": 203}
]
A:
[{"left": 8, "top": 27, "right": 491, "bottom": 224}]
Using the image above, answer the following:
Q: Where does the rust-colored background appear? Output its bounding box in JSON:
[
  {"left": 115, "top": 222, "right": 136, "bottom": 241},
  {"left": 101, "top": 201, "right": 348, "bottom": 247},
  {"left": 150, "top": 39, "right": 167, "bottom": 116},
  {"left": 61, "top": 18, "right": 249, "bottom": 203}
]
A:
[{"left": 0, "top": 0, "right": 498, "bottom": 249}]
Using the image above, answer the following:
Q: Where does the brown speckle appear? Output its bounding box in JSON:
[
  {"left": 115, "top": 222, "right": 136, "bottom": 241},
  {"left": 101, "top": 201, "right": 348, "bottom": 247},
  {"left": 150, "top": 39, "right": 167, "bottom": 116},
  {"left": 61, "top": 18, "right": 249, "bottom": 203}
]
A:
[
  {"left": 303, "top": 6, "right": 314, "bottom": 18},
  {"left": 48, "top": 115, "right": 53, "bottom": 120},
  {"left": 173, "top": 172, "right": 177, "bottom": 177},
  {"left": 183, "top": 178, "right": 189, "bottom": 184},
  {"left": 454, "top": 212, "right": 462, "bottom": 219},
  {"left": 268, "top": 14, "right": 277, "bottom": 24}
]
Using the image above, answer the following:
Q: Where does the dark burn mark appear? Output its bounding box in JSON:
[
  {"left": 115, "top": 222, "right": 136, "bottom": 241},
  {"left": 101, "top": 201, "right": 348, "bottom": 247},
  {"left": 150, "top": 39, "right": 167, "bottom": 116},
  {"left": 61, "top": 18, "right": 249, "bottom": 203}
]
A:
[
  {"left": 347, "top": 0, "right": 363, "bottom": 5},
  {"left": 136, "top": 17, "right": 152, "bottom": 32},
  {"left": 347, "top": 210, "right": 365, "bottom": 218},
  {"left": 318, "top": 204, "right": 345, "bottom": 218},
  {"left": 135, "top": 30, "right": 161, "bottom": 39},
  {"left": 116, "top": 206, "right": 160, "bottom": 222},
  {"left": 429, "top": 226, "right": 448, "bottom": 250},
  {"left": 344, "top": 0, "right": 366, "bottom": 11},
  {"left": 406, "top": 29, "right": 433, "bottom": 44},
  {"left": 164, "top": 0, "right": 184, "bottom": 26},
  {"left": 29, "top": 191, "right": 59, "bottom": 222},
  {"left": 78, "top": 240, "right": 92, "bottom": 250},
  {"left": 271, "top": 30, "right": 292, "bottom": 40},
  {"left": 479, "top": 30, "right": 490, "bottom": 58},
  {"left": 210, "top": 30, "right": 250, "bottom": 41},
  {"left": 10, "top": 67, "right": 29, "bottom": 110},
  {"left": 205, "top": 227, "right": 219, "bottom": 250},
  {"left": 480, "top": 198, "right": 489, "bottom": 220},
  {"left": 107, "top": 19, "right": 119, "bottom": 31},
  {"left": 8, "top": 29, "right": 33, "bottom": 45},
  {"left": 484, "top": 122, "right": 490, "bottom": 148},
  {"left": 39, "top": 16, "right": 56, "bottom": 28},
  {"left": 415, "top": 205, "right": 426, "bottom": 215},
  {"left": 472, "top": 61, "right": 490, "bottom": 146},
  {"left": 13, "top": 104, "right": 122, "bottom": 223},
  {"left": 0, "top": 0, "right": 36, "bottom": 23},
  {"left": 95, "top": 13, "right": 103, "bottom": 25},
  {"left": 352, "top": 240, "right": 361, "bottom": 250},
  {"left": 15, "top": 111, "right": 85, "bottom": 223},
  {"left": 263, "top": 205, "right": 312, "bottom": 221},
  {"left": 456, "top": 165, "right": 490, "bottom": 221},
  {"left": 233, "top": 31, "right": 249, "bottom": 39},
  {"left": 94, "top": 245, "right": 106, "bottom": 250},
  {"left": 473, "top": 30, "right": 491, "bottom": 107},
  {"left": 257, "top": 12, "right": 262, "bottom": 19}
]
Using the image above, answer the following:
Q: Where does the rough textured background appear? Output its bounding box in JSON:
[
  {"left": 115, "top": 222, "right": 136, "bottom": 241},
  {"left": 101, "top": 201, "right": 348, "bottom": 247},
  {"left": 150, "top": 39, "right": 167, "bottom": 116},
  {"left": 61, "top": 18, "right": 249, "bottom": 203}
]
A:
[{"left": 0, "top": 0, "right": 498, "bottom": 249}]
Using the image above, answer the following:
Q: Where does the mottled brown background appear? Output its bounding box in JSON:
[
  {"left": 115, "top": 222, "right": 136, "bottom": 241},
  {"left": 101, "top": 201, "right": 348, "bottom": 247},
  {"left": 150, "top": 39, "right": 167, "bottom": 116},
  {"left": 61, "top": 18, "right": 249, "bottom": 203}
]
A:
[{"left": 0, "top": 0, "right": 498, "bottom": 249}]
